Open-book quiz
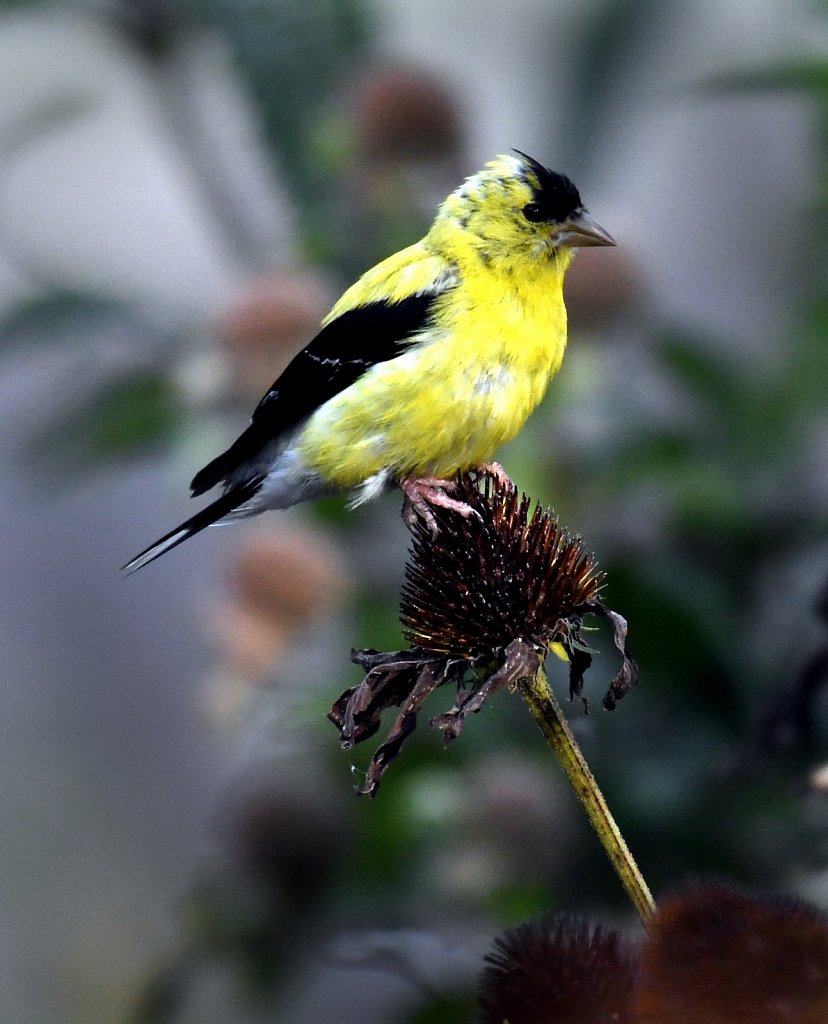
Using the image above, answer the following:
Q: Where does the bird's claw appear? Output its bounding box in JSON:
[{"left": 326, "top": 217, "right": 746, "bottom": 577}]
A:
[
  {"left": 399, "top": 476, "right": 481, "bottom": 538},
  {"left": 476, "top": 461, "right": 515, "bottom": 490}
]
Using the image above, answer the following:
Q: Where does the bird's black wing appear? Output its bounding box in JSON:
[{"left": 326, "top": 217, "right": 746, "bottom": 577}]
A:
[
  {"left": 252, "top": 293, "right": 436, "bottom": 431},
  {"left": 190, "top": 292, "right": 438, "bottom": 496}
]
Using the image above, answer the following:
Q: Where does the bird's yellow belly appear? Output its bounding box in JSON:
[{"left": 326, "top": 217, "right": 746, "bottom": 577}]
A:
[{"left": 299, "top": 293, "right": 567, "bottom": 487}]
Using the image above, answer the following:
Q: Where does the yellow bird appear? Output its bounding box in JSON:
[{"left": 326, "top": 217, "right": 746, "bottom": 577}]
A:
[{"left": 124, "top": 152, "right": 614, "bottom": 572}]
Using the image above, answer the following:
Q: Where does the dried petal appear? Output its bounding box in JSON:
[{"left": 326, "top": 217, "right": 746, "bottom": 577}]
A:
[
  {"left": 431, "top": 640, "right": 541, "bottom": 741},
  {"left": 329, "top": 649, "right": 442, "bottom": 749}
]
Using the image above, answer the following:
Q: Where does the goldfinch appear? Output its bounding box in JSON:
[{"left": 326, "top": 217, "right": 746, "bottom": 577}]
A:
[{"left": 124, "top": 152, "right": 614, "bottom": 573}]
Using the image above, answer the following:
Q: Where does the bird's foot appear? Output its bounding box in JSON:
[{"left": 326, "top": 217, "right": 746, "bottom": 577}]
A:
[
  {"left": 399, "top": 476, "right": 480, "bottom": 538},
  {"left": 476, "top": 461, "right": 515, "bottom": 490}
]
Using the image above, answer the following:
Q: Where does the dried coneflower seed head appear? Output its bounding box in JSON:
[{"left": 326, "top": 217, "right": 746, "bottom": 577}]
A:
[
  {"left": 478, "top": 914, "right": 638, "bottom": 1024},
  {"left": 402, "top": 472, "right": 604, "bottom": 660},
  {"left": 329, "top": 469, "right": 636, "bottom": 796}
]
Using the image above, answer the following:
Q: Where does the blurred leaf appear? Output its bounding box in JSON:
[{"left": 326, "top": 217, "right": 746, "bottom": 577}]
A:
[
  {"left": 184, "top": 0, "right": 368, "bottom": 194},
  {"left": 701, "top": 58, "right": 828, "bottom": 101},
  {"left": 658, "top": 330, "right": 820, "bottom": 468},
  {"left": 0, "top": 91, "right": 97, "bottom": 162},
  {"left": 126, "top": 948, "right": 196, "bottom": 1024},
  {"left": 484, "top": 881, "right": 557, "bottom": 926},
  {"left": 602, "top": 561, "right": 738, "bottom": 715},
  {"left": 659, "top": 334, "right": 744, "bottom": 414},
  {"left": 310, "top": 492, "right": 354, "bottom": 526},
  {"left": 0, "top": 291, "right": 133, "bottom": 350},
  {"left": 350, "top": 589, "right": 404, "bottom": 653},
  {"left": 110, "top": 0, "right": 187, "bottom": 57},
  {"left": 607, "top": 433, "right": 704, "bottom": 488},
  {"left": 26, "top": 370, "right": 180, "bottom": 474},
  {"left": 558, "top": 0, "right": 664, "bottom": 174}
]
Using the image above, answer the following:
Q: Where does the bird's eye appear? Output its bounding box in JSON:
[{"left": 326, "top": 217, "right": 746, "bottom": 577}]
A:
[{"left": 522, "top": 203, "right": 545, "bottom": 222}]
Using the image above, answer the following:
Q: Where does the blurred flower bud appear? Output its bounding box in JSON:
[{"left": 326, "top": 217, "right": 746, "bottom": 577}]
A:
[
  {"left": 315, "top": 65, "right": 465, "bottom": 272},
  {"left": 213, "top": 525, "right": 349, "bottom": 681},
  {"left": 353, "top": 66, "right": 461, "bottom": 163},
  {"left": 219, "top": 273, "right": 330, "bottom": 399},
  {"left": 634, "top": 882, "right": 828, "bottom": 1023}
]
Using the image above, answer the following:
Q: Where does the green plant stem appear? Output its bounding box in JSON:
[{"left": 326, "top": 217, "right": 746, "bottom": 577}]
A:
[{"left": 518, "top": 662, "right": 656, "bottom": 927}]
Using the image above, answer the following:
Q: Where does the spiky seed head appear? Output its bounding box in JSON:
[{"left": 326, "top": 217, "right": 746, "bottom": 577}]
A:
[
  {"left": 401, "top": 473, "right": 604, "bottom": 661},
  {"left": 478, "top": 914, "right": 638, "bottom": 1024},
  {"left": 329, "top": 470, "right": 635, "bottom": 796}
]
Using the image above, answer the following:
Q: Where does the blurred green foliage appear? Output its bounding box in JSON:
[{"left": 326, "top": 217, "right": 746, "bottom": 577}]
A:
[
  {"left": 185, "top": 0, "right": 368, "bottom": 190},
  {"left": 28, "top": 369, "right": 180, "bottom": 471}
]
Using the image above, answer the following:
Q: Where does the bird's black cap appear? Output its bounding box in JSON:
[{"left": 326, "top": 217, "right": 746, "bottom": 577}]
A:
[{"left": 514, "top": 150, "right": 582, "bottom": 223}]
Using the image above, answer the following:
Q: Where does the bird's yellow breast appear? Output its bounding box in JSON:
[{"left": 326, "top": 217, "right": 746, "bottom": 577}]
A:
[{"left": 298, "top": 255, "right": 569, "bottom": 487}]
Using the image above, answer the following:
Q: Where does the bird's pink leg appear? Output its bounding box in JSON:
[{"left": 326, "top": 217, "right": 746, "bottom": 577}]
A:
[{"left": 399, "top": 476, "right": 479, "bottom": 537}]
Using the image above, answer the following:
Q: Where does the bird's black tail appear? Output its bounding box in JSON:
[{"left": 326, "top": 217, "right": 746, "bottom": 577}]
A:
[
  {"left": 121, "top": 479, "right": 262, "bottom": 575},
  {"left": 189, "top": 423, "right": 264, "bottom": 497}
]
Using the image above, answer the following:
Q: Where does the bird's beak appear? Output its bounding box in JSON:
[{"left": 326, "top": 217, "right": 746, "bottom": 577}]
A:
[{"left": 559, "top": 209, "right": 616, "bottom": 247}]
